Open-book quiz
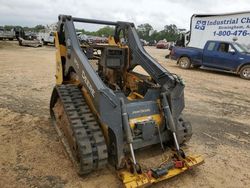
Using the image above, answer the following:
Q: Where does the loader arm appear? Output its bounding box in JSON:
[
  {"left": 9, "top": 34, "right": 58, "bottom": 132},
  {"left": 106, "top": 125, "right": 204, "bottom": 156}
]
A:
[
  {"left": 116, "top": 24, "right": 176, "bottom": 90},
  {"left": 113, "top": 22, "right": 185, "bottom": 119},
  {"left": 57, "top": 15, "right": 120, "bottom": 108},
  {"left": 58, "top": 15, "right": 178, "bottom": 99}
]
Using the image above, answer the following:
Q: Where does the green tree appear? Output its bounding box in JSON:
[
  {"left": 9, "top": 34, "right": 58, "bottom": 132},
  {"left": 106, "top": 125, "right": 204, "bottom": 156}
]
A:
[
  {"left": 3, "top": 25, "right": 15, "bottom": 30},
  {"left": 163, "top": 24, "right": 179, "bottom": 41},
  {"left": 34, "top": 25, "right": 45, "bottom": 32},
  {"left": 95, "top": 26, "right": 114, "bottom": 37},
  {"left": 23, "top": 27, "right": 30, "bottom": 32},
  {"left": 76, "top": 26, "right": 114, "bottom": 37},
  {"left": 137, "top": 23, "right": 153, "bottom": 41},
  {"left": 76, "top": 28, "right": 86, "bottom": 33}
]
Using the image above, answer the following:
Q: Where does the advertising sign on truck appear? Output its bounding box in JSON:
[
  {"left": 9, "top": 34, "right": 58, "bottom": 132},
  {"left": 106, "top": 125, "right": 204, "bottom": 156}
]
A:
[{"left": 188, "top": 11, "right": 250, "bottom": 49}]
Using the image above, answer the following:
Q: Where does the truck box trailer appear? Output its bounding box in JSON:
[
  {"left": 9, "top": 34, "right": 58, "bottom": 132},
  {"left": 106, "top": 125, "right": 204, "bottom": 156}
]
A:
[{"left": 187, "top": 11, "right": 250, "bottom": 49}]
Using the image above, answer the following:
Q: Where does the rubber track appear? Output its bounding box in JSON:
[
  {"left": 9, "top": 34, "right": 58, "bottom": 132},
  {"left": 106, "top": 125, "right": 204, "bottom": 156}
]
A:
[{"left": 55, "top": 84, "right": 107, "bottom": 175}]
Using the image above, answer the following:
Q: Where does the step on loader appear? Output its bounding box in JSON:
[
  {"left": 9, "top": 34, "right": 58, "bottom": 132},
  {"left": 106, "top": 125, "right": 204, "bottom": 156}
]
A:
[{"left": 50, "top": 15, "right": 204, "bottom": 187}]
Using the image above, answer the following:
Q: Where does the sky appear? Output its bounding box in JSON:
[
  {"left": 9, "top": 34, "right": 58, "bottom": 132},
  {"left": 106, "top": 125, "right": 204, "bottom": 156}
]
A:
[{"left": 1, "top": 0, "right": 250, "bottom": 31}]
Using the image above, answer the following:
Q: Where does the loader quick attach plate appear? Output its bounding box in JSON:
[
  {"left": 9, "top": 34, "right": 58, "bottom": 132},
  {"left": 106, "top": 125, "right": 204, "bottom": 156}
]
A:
[{"left": 119, "top": 154, "right": 204, "bottom": 188}]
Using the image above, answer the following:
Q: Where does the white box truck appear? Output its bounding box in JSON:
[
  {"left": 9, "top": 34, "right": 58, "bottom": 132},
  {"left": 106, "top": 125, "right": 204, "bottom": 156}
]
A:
[
  {"left": 37, "top": 24, "right": 57, "bottom": 45},
  {"left": 37, "top": 31, "right": 55, "bottom": 45},
  {"left": 187, "top": 11, "right": 250, "bottom": 49}
]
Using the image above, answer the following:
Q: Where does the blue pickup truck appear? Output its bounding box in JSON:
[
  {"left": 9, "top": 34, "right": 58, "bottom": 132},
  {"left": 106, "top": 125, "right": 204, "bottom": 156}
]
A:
[{"left": 171, "top": 40, "right": 250, "bottom": 79}]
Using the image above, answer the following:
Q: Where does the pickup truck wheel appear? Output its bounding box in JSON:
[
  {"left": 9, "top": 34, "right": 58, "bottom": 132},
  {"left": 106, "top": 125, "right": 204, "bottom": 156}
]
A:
[
  {"left": 42, "top": 39, "right": 47, "bottom": 45},
  {"left": 179, "top": 57, "right": 191, "bottom": 69},
  {"left": 240, "top": 65, "right": 250, "bottom": 80}
]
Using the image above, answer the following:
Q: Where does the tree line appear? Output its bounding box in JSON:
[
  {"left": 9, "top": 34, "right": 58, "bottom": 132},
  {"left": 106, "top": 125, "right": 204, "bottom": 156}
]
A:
[
  {"left": 76, "top": 23, "right": 184, "bottom": 42},
  {"left": 137, "top": 23, "right": 184, "bottom": 42},
  {"left": 2, "top": 23, "right": 184, "bottom": 42},
  {"left": 1, "top": 25, "right": 45, "bottom": 32}
]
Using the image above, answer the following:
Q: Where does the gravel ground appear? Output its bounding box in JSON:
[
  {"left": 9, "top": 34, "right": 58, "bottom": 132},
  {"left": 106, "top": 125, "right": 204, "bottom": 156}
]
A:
[{"left": 0, "top": 41, "right": 249, "bottom": 188}]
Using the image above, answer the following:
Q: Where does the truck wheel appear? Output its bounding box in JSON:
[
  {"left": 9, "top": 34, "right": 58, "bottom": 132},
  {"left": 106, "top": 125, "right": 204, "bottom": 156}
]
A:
[
  {"left": 240, "top": 65, "right": 250, "bottom": 80},
  {"left": 42, "top": 39, "right": 47, "bottom": 45},
  {"left": 178, "top": 57, "right": 191, "bottom": 69}
]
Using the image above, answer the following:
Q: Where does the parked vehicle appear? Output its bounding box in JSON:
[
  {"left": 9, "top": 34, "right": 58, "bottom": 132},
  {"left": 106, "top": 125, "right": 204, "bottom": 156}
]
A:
[
  {"left": 148, "top": 40, "right": 157, "bottom": 46},
  {"left": 156, "top": 40, "right": 168, "bottom": 49},
  {"left": 78, "top": 34, "right": 108, "bottom": 44},
  {"left": 37, "top": 31, "right": 55, "bottom": 45},
  {"left": 140, "top": 39, "right": 148, "bottom": 46},
  {"left": 164, "top": 42, "right": 176, "bottom": 59},
  {"left": 171, "top": 40, "right": 250, "bottom": 79},
  {"left": 167, "top": 42, "right": 175, "bottom": 50},
  {"left": 15, "top": 28, "right": 42, "bottom": 47},
  {"left": 186, "top": 11, "right": 250, "bottom": 49},
  {"left": 0, "top": 27, "right": 15, "bottom": 40},
  {"left": 36, "top": 24, "right": 56, "bottom": 45},
  {"left": 175, "top": 31, "right": 190, "bottom": 47}
]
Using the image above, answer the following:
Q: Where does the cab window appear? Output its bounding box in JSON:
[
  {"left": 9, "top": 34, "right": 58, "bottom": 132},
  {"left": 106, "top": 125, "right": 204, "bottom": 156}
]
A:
[
  {"left": 217, "top": 43, "right": 234, "bottom": 53},
  {"left": 207, "top": 42, "right": 216, "bottom": 51}
]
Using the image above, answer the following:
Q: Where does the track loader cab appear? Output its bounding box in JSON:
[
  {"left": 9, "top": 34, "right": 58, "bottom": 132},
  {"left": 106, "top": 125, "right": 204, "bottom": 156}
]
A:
[{"left": 50, "top": 15, "right": 204, "bottom": 187}]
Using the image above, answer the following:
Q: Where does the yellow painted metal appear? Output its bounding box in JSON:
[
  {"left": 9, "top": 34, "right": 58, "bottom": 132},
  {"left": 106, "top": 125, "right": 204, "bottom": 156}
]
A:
[
  {"left": 125, "top": 72, "right": 141, "bottom": 92},
  {"left": 119, "top": 154, "right": 204, "bottom": 188},
  {"left": 108, "top": 36, "right": 118, "bottom": 46},
  {"left": 55, "top": 32, "right": 66, "bottom": 84},
  {"left": 107, "top": 36, "right": 129, "bottom": 48},
  {"left": 129, "top": 114, "right": 162, "bottom": 129},
  {"left": 127, "top": 92, "right": 144, "bottom": 100}
]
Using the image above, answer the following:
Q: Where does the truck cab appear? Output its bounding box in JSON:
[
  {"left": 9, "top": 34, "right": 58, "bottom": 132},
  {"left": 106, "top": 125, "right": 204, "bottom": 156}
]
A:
[
  {"left": 171, "top": 40, "right": 250, "bottom": 79},
  {"left": 203, "top": 41, "right": 250, "bottom": 71}
]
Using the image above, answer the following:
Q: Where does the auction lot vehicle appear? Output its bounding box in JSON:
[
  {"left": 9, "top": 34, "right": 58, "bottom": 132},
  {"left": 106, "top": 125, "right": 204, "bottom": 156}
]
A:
[
  {"left": 0, "top": 27, "right": 15, "bottom": 40},
  {"left": 176, "top": 31, "right": 190, "bottom": 47},
  {"left": 156, "top": 40, "right": 168, "bottom": 49},
  {"left": 187, "top": 11, "right": 250, "bottom": 49},
  {"left": 78, "top": 34, "right": 108, "bottom": 45},
  {"left": 37, "top": 31, "right": 55, "bottom": 45},
  {"left": 50, "top": 15, "right": 203, "bottom": 187},
  {"left": 171, "top": 40, "right": 250, "bottom": 79},
  {"left": 15, "top": 28, "right": 42, "bottom": 48}
]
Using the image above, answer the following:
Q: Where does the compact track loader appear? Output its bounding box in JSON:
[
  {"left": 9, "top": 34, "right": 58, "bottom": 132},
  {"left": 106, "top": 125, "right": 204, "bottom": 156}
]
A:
[{"left": 50, "top": 15, "right": 204, "bottom": 187}]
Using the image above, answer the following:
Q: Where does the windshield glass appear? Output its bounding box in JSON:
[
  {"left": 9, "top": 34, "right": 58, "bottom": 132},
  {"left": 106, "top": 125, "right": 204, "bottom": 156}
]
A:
[{"left": 233, "top": 43, "right": 249, "bottom": 53}]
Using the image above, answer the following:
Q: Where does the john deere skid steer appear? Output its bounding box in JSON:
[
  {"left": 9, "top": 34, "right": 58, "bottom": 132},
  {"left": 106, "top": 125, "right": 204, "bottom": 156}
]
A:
[{"left": 50, "top": 15, "right": 204, "bottom": 187}]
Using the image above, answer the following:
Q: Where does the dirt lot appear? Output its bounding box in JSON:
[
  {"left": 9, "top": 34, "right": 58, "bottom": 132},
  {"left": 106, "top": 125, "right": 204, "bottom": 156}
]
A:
[{"left": 0, "top": 41, "right": 249, "bottom": 188}]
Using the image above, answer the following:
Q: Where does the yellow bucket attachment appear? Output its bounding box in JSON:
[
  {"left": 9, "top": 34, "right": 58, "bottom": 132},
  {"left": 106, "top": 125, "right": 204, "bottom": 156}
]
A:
[{"left": 119, "top": 154, "right": 204, "bottom": 188}]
